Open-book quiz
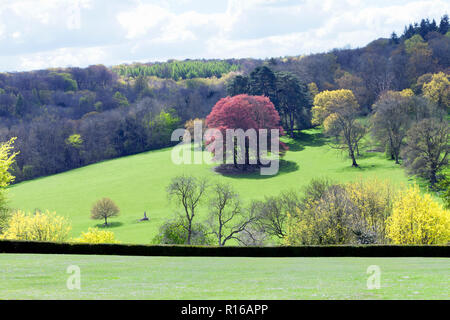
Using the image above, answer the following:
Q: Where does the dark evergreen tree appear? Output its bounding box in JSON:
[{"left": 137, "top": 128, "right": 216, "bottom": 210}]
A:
[
  {"left": 390, "top": 32, "right": 400, "bottom": 44},
  {"left": 275, "top": 71, "right": 312, "bottom": 137},
  {"left": 226, "top": 75, "right": 249, "bottom": 96},
  {"left": 248, "top": 66, "right": 278, "bottom": 107},
  {"left": 439, "top": 14, "right": 449, "bottom": 34}
]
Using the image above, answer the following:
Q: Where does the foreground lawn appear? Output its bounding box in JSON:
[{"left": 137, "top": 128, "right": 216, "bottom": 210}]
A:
[
  {"left": 1, "top": 254, "right": 448, "bottom": 300},
  {"left": 8, "top": 129, "right": 418, "bottom": 244}
]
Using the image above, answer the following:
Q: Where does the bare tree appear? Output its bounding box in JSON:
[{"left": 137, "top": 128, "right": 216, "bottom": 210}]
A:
[
  {"left": 326, "top": 107, "right": 367, "bottom": 167},
  {"left": 207, "top": 183, "right": 258, "bottom": 246},
  {"left": 402, "top": 118, "right": 449, "bottom": 186},
  {"left": 91, "top": 198, "right": 120, "bottom": 226},
  {"left": 371, "top": 92, "right": 412, "bottom": 164},
  {"left": 252, "top": 190, "right": 299, "bottom": 240},
  {"left": 167, "top": 175, "right": 208, "bottom": 244}
]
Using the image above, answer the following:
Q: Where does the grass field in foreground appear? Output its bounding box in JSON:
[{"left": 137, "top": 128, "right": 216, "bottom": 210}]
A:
[
  {"left": 0, "top": 254, "right": 448, "bottom": 300},
  {"left": 8, "top": 129, "right": 419, "bottom": 244}
]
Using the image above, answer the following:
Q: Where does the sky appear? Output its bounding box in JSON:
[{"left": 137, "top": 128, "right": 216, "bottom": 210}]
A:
[{"left": 0, "top": 0, "right": 448, "bottom": 72}]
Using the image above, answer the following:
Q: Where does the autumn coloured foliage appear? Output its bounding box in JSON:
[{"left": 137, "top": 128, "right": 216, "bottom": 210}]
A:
[{"left": 205, "top": 94, "right": 288, "bottom": 168}]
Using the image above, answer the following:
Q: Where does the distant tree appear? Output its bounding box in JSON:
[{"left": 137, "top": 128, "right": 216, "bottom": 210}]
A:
[
  {"left": 90, "top": 198, "right": 120, "bottom": 226},
  {"left": 113, "top": 91, "right": 129, "bottom": 108},
  {"left": 248, "top": 66, "right": 278, "bottom": 106},
  {"left": 14, "top": 94, "right": 26, "bottom": 117},
  {"left": 312, "top": 90, "right": 364, "bottom": 167},
  {"left": 335, "top": 71, "right": 369, "bottom": 109},
  {"left": 371, "top": 90, "right": 414, "bottom": 164},
  {"left": 166, "top": 175, "right": 208, "bottom": 244},
  {"left": 439, "top": 14, "right": 449, "bottom": 34},
  {"left": 226, "top": 75, "right": 249, "bottom": 96},
  {"left": 148, "top": 109, "right": 181, "bottom": 148},
  {"left": 207, "top": 183, "right": 258, "bottom": 246},
  {"left": 206, "top": 94, "right": 286, "bottom": 170},
  {"left": 402, "top": 118, "right": 449, "bottom": 186},
  {"left": 134, "top": 75, "right": 152, "bottom": 99},
  {"left": 422, "top": 72, "right": 450, "bottom": 111},
  {"left": 275, "top": 71, "right": 312, "bottom": 137},
  {"left": 307, "top": 82, "right": 319, "bottom": 98},
  {"left": 183, "top": 118, "right": 206, "bottom": 147},
  {"left": 404, "top": 35, "right": 436, "bottom": 82},
  {"left": 390, "top": 32, "right": 400, "bottom": 44}
]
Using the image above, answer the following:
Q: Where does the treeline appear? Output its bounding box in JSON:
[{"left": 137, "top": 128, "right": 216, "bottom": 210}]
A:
[
  {"left": 0, "top": 65, "right": 227, "bottom": 182},
  {"left": 270, "top": 14, "right": 450, "bottom": 110},
  {"left": 0, "top": 15, "right": 449, "bottom": 183},
  {"left": 398, "top": 14, "right": 449, "bottom": 41},
  {"left": 113, "top": 60, "right": 240, "bottom": 81}
]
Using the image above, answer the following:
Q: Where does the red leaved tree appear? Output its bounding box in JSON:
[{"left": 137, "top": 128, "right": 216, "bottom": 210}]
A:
[{"left": 205, "top": 94, "right": 287, "bottom": 171}]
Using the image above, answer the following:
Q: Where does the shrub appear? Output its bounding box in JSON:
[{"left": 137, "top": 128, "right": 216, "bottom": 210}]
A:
[
  {"left": 152, "top": 218, "right": 213, "bottom": 245},
  {"left": 0, "top": 210, "right": 71, "bottom": 242},
  {"left": 386, "top": 185, "right": 450, "bottom": 244},
  {"left": 284, "top": 179, "right": 396, "bottom": 245},
  {"left": 285, "top": 183, "right": 355, "bottom": 245},
  {"left": 74, "top": 227, "right": 120, "bottom": 244},
  {"left": 344, "top": 179, "right": 395, "bottom": 243}
]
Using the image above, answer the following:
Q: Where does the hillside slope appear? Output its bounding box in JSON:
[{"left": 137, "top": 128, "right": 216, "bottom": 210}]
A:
[{"left": 8, "top": 129, "right": 415, "bottom": 244}]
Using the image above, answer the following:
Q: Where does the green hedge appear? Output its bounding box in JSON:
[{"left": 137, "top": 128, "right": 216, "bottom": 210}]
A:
[{"left": 0, "top": 240, "right": 448, "bottom": 257}]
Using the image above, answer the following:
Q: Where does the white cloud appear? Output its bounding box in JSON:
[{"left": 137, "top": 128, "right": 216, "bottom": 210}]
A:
[
  {"left": 0, "top": 0, "right": 449, "bottom": 71},
  {"left": 19, "top": 46, "right": 106, "bottom": 71}
]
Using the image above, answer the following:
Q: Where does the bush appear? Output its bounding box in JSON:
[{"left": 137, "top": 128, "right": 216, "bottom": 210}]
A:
[
  {"left": 386, "top": 185, "right": 450, "bottom": 244},
  {"left": 285, "top": 179, "right": 396, "bottom": 245},
  {"left": 74, "top": 227, "right": 120, "bottom": 244},
  {"left": 0, "top": 210, "right": 71, "bottom": 242},
  {"left": 285, "top": 181, "right": 355, "bottom": 245},
  {"left": 344, "top": 179, "right": 395, "bottom": 243},
  {"left": 152, "top": 218, "right": 214, "bottom": 245}
]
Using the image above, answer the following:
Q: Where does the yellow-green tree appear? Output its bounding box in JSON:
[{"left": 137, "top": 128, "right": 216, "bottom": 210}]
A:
[
  {"left": 404, "top": 35, "right": 435, "bottom": 81},
  {"left": 0, "top": 137, "right": 18, "bottom": 189},
  {"left": 312, "top": 89, "right": 364, "bottom": 167},
  {"left": 307, "top": 82, "right": 319, "bottom": 99},
  {"left": 386, "top": 185, "right": 450, "bottom": 244},
  {"left": 422, "top": 72, "right": 450, "bottom": 111},
  {"left": 0, "top": 138, "right": 18, "bottom": 233},
  {"left": 345, "top": 179, "right": 395, "bottom": 243},
  {"left": 74, "top": 227, "right": 120, "bottom": 244},
  {"left": 0, "top": 210, "right": 72, "bottom": 242}
]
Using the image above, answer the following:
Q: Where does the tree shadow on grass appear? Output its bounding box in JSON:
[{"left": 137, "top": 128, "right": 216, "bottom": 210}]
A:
[
  {"left": 213, "top": 159, "right": 299, "bottom": 180},
  {"left": 294, "top": 130, "right": 327, "bottom": 147},
  {"left": 94, "top": 222, "right": 124, "bottom": 229}
]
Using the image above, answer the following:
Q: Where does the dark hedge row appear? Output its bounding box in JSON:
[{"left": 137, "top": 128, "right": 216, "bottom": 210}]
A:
[{"left": 0, "top": 240, "right": 448, "bottom": 257}]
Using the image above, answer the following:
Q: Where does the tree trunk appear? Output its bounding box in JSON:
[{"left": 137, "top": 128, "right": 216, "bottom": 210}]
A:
[
  {"left": 233, "top": 137, "right": 238, "bottom": 168},
  {"left": 348, "top": 143, "right": 358, "bottom": 167},
  {"left": 290, "top": 113, "right": 295, "bottom": 138},
  {"left": 256, "top": 134, "right": 261, "bottom": 166},
  {"left": 244, "top": 137, "right": 249, "bottom": 171},
  {"left": 187, "top": 220, "right": 192, "bottom": 245}
]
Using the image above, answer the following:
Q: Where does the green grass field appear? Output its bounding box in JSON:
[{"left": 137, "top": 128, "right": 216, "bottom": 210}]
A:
[
  {"left": 7, "top": 129, "right": 421, "bottom": 244},
  {"left": 0, "top": 254, "right": 448, "bottom": 299}
]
